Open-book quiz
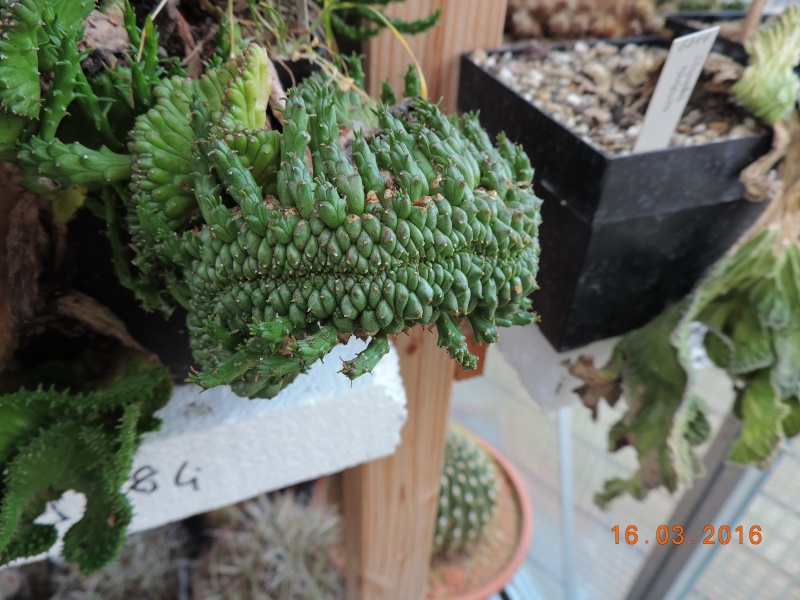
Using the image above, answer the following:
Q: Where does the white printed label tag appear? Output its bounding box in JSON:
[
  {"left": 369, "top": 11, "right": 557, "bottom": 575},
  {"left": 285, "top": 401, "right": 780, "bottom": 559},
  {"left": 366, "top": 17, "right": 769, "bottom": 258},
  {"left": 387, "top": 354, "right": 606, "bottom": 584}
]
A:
[{"left": 633, "top": 27, "right": 720, "bottom": 154}]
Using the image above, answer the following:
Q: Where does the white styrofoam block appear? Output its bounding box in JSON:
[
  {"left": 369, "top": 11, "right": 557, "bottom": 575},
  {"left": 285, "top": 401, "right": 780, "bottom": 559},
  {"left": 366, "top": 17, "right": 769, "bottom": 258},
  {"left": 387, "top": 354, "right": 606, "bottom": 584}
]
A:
[
  {"left": 12, "top": 338, "right": 406, "bottom": 564},
  {"left": 497, "top": 325, "right": 617, "bottom": 411}
]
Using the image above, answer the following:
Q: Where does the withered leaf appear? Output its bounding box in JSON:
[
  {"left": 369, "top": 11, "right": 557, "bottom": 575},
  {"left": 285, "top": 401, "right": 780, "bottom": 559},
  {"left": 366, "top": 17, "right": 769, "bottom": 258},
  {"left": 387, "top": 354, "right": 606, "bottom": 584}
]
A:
[{"left": 566, "top": 355, "right": 622, "bottom": 419}]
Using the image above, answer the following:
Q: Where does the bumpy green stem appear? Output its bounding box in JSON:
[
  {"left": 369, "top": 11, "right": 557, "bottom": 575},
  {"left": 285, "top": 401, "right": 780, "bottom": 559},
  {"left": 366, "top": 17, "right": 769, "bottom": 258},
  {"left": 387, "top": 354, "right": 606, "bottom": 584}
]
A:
[
  {"left": 341, "top": 335, "right": 390, "bottom": 380},
  {"left": 17, "top": 138, "right": 132, "bottom": 186}
]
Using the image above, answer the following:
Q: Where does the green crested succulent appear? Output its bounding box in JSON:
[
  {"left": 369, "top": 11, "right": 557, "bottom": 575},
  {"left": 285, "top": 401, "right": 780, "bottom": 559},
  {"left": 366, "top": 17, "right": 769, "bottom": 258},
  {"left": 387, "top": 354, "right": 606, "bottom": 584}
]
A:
[
  {"left": 17, "top": 42, "right": 541, "bottom": 399},
  {"left": 570, "top": 7, "right": 800, "bottom": 507},
  {"left": 2, "top": 0, "right": 539, "bottom": 576},
  {"left": 732, "top": 6, "right": 800, "bottom": 125},
  {"left": 434, "top": 426, "right": 499, "bottom": 555}
]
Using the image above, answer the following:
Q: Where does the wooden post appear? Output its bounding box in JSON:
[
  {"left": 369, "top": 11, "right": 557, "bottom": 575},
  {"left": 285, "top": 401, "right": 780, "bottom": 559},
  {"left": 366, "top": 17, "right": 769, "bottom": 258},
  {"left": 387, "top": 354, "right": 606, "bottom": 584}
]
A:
[
  {"left": 342, "top": 329, "right": 455, "bottom": 599},
  {"left": 741, "top": 0, "right": 766, "bottom": 41},
  {"left": 342, "top": 3, "right": 507, "bottom": 597},
  {"left": 364, "top": 0, "right": 508, "bottom": 114}
]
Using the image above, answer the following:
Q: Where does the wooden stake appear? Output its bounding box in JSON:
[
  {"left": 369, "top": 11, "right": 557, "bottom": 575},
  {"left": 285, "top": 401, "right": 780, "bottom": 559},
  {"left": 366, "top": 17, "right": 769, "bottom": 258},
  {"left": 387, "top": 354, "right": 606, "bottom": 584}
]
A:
[
  {"left": 741, "top": 0, "right": 766, "bottom": 41},
  {"left": 342, "top": 3, "right": 507, "bottom": 596},
  {"left": 342, "top": 328, "right": 455, "bottom": 599},
  {"left": 364, "top": 0, "right": 508, "bottom": 114}
]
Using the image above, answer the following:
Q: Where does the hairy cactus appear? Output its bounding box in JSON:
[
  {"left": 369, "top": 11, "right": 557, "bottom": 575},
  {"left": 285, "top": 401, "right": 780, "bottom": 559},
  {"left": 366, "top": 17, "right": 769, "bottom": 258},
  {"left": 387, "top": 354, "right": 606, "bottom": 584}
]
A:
[{"left": 434, "top": 427, "right": 499, "bottom": 555}]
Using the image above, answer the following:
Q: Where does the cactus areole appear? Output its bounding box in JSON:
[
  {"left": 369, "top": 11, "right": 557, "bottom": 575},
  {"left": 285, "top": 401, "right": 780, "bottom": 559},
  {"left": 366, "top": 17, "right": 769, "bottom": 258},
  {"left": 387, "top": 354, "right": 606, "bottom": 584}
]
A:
[{"left": 16, "top": 43, "right": 542, "bottom": 399}]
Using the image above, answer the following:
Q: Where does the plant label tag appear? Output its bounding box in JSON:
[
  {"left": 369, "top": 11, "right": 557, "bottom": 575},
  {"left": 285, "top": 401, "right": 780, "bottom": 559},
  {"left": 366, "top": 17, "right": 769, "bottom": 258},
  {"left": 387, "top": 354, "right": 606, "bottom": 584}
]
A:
[{"left": 633, "top": 27, "right": 720, "bottom": 154}]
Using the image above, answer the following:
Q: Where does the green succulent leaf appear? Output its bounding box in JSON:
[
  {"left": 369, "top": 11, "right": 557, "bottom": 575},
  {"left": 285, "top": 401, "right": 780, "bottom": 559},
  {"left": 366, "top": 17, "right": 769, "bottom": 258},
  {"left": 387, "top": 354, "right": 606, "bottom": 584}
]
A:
[
  {"left": 728, "top": 372, "right": 789, "bottom": 465},
  {"left": 0, "top": 356, "right": 172, "bottom": 573},
  {"left": 733, "top": 5, "right": 800, "bottom": 124}
]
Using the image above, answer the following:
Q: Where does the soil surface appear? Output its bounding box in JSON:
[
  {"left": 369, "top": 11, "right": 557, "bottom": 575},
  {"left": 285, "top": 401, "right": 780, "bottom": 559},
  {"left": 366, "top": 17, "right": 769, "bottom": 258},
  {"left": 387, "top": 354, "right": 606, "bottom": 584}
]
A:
[{"left": 473, "top": 40, "right": 765, "bottom": 156}]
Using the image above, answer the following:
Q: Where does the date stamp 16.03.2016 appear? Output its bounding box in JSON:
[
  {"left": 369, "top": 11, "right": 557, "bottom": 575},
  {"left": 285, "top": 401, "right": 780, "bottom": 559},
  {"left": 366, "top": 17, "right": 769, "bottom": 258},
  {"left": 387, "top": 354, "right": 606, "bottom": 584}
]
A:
[{"left": 612, "top": 525, "right": 763, "bottom": 546}]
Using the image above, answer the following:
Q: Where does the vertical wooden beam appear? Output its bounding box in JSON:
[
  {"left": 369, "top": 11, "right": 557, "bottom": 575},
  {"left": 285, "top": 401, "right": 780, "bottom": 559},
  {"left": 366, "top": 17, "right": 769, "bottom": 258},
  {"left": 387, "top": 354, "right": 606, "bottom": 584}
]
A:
[
  {"left": 364, "top": 0, "right": 508, "bottom": 114},
  {"left": 342, "top": 4, "right": 507, "bottom": 597},
  {"left": 741, "top": 0, "right": 766, "bottom": 41},
  {"left": 342, "top": 328, "right": 455, "bottom": 600}
]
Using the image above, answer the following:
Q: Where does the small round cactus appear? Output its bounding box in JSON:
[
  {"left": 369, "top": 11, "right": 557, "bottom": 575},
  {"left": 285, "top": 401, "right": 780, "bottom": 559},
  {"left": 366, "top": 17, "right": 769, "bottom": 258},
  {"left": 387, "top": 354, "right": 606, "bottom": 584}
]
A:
[{"left": 433, "top": 426, "right": 499, "bottom": 555}]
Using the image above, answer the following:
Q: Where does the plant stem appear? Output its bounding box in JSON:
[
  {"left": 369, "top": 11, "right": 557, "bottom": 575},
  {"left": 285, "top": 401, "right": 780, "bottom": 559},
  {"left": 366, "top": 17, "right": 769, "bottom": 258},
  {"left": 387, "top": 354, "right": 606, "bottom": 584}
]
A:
[{"left": 297, "top": 0, "right": 310, "bottom": 35}]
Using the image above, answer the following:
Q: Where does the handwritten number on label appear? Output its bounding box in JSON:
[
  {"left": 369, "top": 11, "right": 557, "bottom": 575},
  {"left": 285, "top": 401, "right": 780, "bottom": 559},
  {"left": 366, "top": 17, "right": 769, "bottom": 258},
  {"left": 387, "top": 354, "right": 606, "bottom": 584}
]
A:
[
  {"left": 174, "top": 461, "right": 201, "bottom": 492},
  {"left": 48, "top": 501, "right": 70, "bottom": 522},
  {"left": 128, "top": 461, "right": 202, "bottom": 495},
  {"left": 129, "top": 465, "right": 159, "bottom": 494}
]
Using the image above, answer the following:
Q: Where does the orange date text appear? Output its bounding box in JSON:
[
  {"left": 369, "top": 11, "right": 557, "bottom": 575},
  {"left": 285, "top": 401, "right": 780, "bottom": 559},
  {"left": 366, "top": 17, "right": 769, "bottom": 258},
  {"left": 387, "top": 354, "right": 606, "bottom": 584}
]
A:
[{"left": 612, "top": 525, "right": 762, "bottom": 546}]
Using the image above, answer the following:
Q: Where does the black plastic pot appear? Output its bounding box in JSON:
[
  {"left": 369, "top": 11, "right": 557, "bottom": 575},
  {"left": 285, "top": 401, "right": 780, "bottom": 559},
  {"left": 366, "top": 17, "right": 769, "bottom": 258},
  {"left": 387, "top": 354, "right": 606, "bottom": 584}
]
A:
[
  {"left": 458, "top": 39, "right": 772, "bottom": 350},
  {"left": 665, "top": 10, "right": 781, "bottom": 65}
]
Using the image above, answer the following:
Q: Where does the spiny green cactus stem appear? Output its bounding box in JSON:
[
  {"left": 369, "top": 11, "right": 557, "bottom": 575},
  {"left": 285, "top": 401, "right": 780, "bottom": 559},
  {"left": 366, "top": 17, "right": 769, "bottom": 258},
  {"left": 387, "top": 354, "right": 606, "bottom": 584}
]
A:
[
  {"left": 13, "top": 38, "right": 541, "bottom": 399},
  {"left": 0, "top": 0, "right": 93, "bottom": 119},
  {"left": 113, "top": 45, "right": 540, "bottom": 398},
  {"left": 434, "top": 426, "right": 498, "bottom": 555},
  {"left": 0, "top": 355, "right": 172, "bottom": 573},
  {"left": 2, "top": 0, "right": 182, "bottom": 161}
]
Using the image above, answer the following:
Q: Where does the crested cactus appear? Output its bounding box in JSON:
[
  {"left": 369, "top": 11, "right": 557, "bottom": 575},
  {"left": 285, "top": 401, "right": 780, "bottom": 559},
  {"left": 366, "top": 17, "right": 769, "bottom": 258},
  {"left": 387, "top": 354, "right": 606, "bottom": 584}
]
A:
[
  {"left": 434, "top": 426, "right": 499, "bottom": 555},
  {"left": 10, "top": 15, "right": 541, "bottom": 399},
  {"left": 45, "top": 44, "right": 540, "bottom": 399},
  {"left": 1, "top": 0, "right": 541, "bottom": 576}
]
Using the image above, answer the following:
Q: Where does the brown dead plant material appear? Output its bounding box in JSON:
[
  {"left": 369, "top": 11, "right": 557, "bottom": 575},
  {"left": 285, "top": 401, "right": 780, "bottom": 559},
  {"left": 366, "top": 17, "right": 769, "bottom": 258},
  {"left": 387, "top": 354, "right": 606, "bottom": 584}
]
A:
[{"left": 565, "top": 355, "right": 622, "bottom": 419}]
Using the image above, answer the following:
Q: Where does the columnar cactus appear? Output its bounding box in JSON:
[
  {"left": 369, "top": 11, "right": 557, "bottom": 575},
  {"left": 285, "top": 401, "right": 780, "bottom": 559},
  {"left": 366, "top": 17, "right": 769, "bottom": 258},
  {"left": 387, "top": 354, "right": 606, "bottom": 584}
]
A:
[{"left": 434, "top": 427, "right": 499, "bottom": 554}]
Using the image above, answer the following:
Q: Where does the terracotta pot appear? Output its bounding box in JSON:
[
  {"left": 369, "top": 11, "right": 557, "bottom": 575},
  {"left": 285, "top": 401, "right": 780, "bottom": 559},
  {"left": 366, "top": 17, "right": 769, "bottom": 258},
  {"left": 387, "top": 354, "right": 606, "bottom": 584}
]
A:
[{"left": 313, "top": 431, "right": 534, "bottom": 600}]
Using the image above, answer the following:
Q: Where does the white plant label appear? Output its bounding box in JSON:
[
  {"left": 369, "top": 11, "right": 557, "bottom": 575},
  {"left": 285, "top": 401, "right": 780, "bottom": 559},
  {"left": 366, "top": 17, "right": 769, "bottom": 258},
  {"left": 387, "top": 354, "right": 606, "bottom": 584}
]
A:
[{"left": 633, "top": 27, "right": 720, "bottom": 154}]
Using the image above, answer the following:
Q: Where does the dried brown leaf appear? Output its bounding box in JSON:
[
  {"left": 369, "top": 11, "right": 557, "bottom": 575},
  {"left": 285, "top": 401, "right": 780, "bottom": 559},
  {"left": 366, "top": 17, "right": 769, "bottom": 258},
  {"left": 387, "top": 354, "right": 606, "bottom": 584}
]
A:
[
  {"left": 55, "top": 291, "right": 155, "bottom": 360},
  {"left": 81, "top": 7, "right": 130, "bottom": 57},
  {"left": 565, "top": 355, "right": 622, "bottom": 419}
]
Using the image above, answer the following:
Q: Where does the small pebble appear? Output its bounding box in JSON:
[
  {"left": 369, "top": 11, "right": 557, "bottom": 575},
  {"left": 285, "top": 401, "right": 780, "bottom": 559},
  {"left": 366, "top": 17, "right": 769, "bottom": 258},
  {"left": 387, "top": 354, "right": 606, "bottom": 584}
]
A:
[
  {"left": 626, "top": 125, "right": 641, "bottom": 140},
  {"left": 566, "top": 93, "right": 583, "bottom": 108},
  {"left": 471, "top": 43, "right": 764, "bottom": 155}
]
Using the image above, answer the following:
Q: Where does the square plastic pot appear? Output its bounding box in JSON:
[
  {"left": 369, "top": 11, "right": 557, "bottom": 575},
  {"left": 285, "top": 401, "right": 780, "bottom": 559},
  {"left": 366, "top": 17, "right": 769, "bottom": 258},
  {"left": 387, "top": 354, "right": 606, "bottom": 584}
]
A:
[
  {"left": 665, "top": 11, "right": 758, "bottom": 64},
  {"left": 458, "top": 39, "right": 772, "bottom": 350}
]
